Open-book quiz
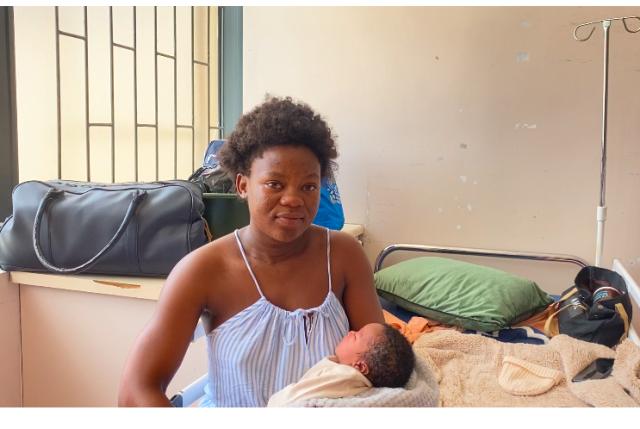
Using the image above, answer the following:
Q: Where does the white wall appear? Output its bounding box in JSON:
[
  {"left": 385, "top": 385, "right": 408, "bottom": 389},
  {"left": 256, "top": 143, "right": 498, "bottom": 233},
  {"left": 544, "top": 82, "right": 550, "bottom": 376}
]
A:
[{"left": 244, "top": 6, "right": 640, "bottom": 283}]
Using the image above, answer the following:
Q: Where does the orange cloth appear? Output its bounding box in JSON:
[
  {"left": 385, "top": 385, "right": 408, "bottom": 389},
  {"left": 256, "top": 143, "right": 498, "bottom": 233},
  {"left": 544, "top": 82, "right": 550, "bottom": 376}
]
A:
[
  {"left": 384, "top": 304, "right": 555, "bottom": 344},
  {"left": 383, "top": 309, "right": 457, "bottom": 344},
  {"left": 513, "top": 303, "right": 557, "bottom": 332}
]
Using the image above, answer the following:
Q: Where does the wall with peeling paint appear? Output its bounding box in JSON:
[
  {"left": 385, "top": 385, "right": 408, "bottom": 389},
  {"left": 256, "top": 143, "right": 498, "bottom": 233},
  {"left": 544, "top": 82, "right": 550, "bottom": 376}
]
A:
[{"left": 244, "top": 6, "right": 640, "bottom": 287}]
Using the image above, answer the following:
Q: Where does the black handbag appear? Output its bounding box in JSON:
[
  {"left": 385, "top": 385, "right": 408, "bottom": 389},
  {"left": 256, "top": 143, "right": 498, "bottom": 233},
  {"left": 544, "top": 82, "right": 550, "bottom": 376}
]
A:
[
  {"left": 0, "top": 180, "right": 211, "bottom": 277},
  {"left": 544, "top": 266, "right": 632, "bottom": 347}
]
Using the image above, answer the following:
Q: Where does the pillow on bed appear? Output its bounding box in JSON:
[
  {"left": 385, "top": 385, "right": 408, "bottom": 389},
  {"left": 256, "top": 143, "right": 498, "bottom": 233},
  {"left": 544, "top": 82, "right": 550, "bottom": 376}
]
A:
[{"left": 374, "top": 257, "right": 553, "bottom": 332}]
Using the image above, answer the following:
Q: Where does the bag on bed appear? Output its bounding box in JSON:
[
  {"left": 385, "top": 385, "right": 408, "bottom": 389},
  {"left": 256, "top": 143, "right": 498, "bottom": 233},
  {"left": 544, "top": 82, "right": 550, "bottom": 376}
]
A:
[
  {"left": 544, "top": 266, "right": 632, "bottom": 347},
  {"left": 0, "top": 180, "right": 210, "bottom": 276}
]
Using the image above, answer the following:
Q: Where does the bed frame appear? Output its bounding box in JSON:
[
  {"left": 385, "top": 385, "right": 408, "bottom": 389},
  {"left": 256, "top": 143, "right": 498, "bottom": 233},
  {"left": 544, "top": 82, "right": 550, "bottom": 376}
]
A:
[
  {"left": 374, "top": 243, "right": 589, "bottom": 272},
  {"left": 170, "top": 243, "right": 639, "bottom": 406},
  {"left": 374, "top": 243, "right": 639, "bottom": 346}
]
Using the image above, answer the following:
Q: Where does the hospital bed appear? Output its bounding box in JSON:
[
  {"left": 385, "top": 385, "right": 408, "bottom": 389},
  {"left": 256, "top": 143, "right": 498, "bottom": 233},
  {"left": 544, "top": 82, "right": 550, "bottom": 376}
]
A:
[{"left": 169, "top": 243, "right": 640, "bottom": 407}]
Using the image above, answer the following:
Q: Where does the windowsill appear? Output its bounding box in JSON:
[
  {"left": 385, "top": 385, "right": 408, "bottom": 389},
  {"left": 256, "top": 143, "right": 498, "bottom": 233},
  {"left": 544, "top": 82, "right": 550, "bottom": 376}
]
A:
[
  {"left": 9, "top": 270, "right": 165, "bottom": 300},
  {"left": 8, "top": 223, "right": 365, "bottom": 301}
]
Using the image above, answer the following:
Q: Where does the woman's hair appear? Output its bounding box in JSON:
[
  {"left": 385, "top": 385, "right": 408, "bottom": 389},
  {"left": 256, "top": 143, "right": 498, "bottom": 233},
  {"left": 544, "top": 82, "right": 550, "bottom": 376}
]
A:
[
  {"left": 362, "top": 324, "right": 415, "bottom": 388},
  {"left": 218, "top": 95, "right": 338, "bottom": 179}
]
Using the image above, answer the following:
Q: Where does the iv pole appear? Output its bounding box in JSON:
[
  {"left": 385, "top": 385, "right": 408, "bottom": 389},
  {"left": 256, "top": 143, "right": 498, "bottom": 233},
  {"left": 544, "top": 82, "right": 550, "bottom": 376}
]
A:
[{"left": 573, "top": 16, "right": 640, "bottom": 267}]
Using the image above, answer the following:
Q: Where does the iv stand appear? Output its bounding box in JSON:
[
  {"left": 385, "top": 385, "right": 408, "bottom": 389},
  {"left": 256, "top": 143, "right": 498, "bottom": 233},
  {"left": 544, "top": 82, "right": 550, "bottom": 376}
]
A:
[{"left": 573, "top": 16, "right": 640, "bottom": 267}]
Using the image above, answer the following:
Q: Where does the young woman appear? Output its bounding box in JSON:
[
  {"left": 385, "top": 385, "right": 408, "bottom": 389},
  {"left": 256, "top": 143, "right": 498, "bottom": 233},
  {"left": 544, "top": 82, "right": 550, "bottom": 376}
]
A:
[{"left": 118, "top": 96, "right": 383, "bottom": 407}]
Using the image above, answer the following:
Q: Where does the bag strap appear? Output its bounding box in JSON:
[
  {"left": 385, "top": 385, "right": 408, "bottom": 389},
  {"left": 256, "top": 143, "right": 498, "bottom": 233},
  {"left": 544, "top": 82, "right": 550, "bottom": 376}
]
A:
[
  {"left": 201, "top": 216, "right": 213, "bottom": 242},
  {"left": 559, "top": 287, "right": 579, "bottom": 302},
  {"left": 615, "top": 303, "right": 630, "bottom": 341},
  {"left": 32, "top": 188, "right": 147, "bottom": 274},
  {"left": 543, "top": 287, "right": 581, "bottom": 337},
  {"left": 188, "top": 166, "right": 206, "bottom": 182},
  {"left": 544, "top": 303, "right": 589, "bottom": 338},
  {"left": 544, "top": 303, "right": 563, "bottom": 337}
]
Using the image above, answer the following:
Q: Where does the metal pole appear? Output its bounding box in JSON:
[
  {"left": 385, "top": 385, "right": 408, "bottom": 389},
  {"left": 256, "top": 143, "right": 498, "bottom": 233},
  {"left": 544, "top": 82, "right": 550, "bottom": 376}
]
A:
[
  {"left": 207, "top": 6, "right": 210, "bottom": 143},
  {"left": 84, "top": 6, "right": 90, "bottom": 181},
  {"left": 218, "top": 7, "right": 224, "bottom": 139},
  {"left": 173, "top": 6, "right": 177, "bottom": 179},
  {"left": 191, "top": 7, "right": 195, "bottom": 171},
  {"left": 55, "top": 7, "right": 61, "bottom": 179},
  {"left": 133, "top": 6, "right": 138, "bottom": 181},
  {"left": 574, "top": 16, "right": 640, "bottom": 267},
  {"left": 595, "top": 20, "right": 610, "bottom": 267},
  {"left": 109, "top": 6, "right": 115, "bottom": 183},
  {"left": 600, "top": 20, "right": 610, "bottom": 209},
  {"left": 154, "top": 6, "right": 158, "bottom": 180}
]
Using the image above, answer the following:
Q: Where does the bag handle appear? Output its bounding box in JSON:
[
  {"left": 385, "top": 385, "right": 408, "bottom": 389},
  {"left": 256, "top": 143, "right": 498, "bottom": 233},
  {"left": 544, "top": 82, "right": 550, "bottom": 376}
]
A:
[
  {"left": 615, "top": 303, "right": 629, "bottom": 341},
  {"left": 32, "top": 188, "right": 147, "bottom": 274},
  {"left": 544, "top": 303, "right": 564, "bottom": 337},
  {"left": 543, "top": 287, "right": 579, "bottom": 337}
]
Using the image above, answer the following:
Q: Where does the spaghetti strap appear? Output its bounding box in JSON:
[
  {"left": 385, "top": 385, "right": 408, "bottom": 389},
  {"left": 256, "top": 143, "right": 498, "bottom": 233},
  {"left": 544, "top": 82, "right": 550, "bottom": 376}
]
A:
[
  {"left": 326, "top": 228, "right": 332, "bottom": 295},
  {"left": 234, "top": 229, "right": 265, "bottom": 299}
]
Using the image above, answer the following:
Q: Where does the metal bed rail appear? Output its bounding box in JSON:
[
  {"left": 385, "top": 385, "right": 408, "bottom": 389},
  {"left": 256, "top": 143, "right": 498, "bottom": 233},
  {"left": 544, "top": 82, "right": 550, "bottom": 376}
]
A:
[
  {"left": 170, "top": 373, "right": 208, "bottom": 407},
  {"left": 374, "top": 243, "right": 589, "bottom": 273}
]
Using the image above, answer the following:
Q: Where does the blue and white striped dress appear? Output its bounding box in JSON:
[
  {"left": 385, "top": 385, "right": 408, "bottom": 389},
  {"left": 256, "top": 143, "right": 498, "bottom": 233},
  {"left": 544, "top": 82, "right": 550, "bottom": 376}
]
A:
[{"left": 201, "top": 228, "right": 350, "bottom": 407}]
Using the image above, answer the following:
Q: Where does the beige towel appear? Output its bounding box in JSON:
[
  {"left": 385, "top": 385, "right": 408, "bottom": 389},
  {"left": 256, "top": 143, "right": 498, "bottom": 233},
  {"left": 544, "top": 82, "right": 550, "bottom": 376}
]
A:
[
  {"left": 613, "top": 339, "right": 640, "bottom": 403},
  {"left": 267, "top": 357, "right": 371, "bottom": 407},
  {"left": 498, "top": 356, "right": 563, "bottom": 396},
  {"left": 413, "top": 330, "right": 640, "bottom": 407}
]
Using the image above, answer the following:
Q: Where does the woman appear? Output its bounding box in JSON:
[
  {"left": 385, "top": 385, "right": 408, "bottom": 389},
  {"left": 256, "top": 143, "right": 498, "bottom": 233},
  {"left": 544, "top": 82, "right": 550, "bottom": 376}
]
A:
[{"left": 118, "top": 96, "right": 384, "bottom": 407}]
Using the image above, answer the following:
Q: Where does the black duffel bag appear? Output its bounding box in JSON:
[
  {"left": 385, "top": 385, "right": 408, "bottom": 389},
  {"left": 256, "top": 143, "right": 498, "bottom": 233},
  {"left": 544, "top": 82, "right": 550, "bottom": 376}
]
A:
[
  {"left": 0, "top": 180, "right": 210, "bottom": 276},
  {"left": 544, "top": 266, "right": 632, "bottom": 347}
]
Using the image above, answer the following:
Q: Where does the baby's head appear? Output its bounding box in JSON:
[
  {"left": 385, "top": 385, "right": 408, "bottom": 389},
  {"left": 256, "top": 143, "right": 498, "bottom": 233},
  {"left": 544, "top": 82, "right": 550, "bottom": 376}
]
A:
[{"left": 334, "top": 322, "right": 415, "bottom": 388}]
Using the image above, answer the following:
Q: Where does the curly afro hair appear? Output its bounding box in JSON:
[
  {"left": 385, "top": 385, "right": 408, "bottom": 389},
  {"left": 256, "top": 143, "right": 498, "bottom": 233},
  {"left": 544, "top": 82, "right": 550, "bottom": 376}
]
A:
[
  {"left": 361, "top": 324, "right": 415, "bottom": 388},
  {"left": 218, "top": 96, "right": 338, "bottom": 179}
]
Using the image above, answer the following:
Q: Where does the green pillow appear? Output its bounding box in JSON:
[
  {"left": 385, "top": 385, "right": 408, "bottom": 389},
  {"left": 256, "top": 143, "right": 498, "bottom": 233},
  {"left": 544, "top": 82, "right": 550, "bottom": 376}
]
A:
[{"left": 375, "top": 257, "right": 553, "bottom": 332}]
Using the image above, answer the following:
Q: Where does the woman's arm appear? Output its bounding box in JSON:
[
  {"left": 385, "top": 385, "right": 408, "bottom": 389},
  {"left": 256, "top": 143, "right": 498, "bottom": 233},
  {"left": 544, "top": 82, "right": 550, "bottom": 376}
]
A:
[
  {"left": 334, "top": 231, "right": 384, "bottom": 329},
  {"left": 118, "top": 249, "right": 210, "bottom": 406}
]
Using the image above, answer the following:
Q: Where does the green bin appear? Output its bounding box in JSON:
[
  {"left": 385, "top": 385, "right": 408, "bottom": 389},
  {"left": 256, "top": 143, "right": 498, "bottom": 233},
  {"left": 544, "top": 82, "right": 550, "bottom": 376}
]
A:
[{"left": 202, "top": 193, "right": 250, "bottom": 239}]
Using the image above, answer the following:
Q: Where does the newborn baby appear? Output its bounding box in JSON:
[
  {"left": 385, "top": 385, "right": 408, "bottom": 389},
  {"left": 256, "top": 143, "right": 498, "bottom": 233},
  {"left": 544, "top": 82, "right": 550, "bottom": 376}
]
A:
[{"left": 267, "top": 322, "right": 415, "bottom": 406}]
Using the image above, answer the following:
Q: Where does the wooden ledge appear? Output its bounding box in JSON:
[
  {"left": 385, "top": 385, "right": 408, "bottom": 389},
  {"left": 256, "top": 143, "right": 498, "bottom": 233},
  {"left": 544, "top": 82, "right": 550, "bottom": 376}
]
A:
[{"left": 10, "top": 271, "right": 164, "bottom": 301}]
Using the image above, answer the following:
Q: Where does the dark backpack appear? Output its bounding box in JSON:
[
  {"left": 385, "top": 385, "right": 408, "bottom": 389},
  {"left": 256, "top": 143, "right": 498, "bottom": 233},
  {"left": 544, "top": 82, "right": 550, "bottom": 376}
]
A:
[
  {"left": 544, "top": 266, "right": 632, "bottom": 347},
  {"left": 188, "top": 139, "right": 235, "bottom": 194}
]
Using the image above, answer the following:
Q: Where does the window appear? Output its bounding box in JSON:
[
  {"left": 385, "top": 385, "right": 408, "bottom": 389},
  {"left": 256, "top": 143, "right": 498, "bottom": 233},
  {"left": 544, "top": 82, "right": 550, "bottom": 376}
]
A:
[
  {"left": 11, "top": 6, "right": 238, "bottom": 184},
  {"left": 0, "top": 7, "right": 17, "bottom": 221}
]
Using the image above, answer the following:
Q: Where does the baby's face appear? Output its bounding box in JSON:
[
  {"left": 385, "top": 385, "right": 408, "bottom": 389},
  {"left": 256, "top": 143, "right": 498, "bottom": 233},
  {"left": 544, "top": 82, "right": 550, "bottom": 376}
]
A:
[{"left": 335, "top": 323, "right": 385, "bottom": 366}]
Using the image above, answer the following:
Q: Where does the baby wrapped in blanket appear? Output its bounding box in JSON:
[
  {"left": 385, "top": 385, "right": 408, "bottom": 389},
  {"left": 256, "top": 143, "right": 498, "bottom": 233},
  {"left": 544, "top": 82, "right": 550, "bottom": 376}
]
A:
[{"left": 267, "top": 323, "right": 415, "bottom": 406}]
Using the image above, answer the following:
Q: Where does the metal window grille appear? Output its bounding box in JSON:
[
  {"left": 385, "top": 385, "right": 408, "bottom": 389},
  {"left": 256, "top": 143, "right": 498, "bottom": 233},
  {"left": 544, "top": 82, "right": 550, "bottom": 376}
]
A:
[{"left": 54, "top": 6, "right": 220, "bottom": 182}]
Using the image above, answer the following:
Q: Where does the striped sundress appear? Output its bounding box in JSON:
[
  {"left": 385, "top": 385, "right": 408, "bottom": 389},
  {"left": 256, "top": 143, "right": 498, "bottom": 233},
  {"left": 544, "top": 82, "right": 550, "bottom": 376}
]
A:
[{"left": 200, "top": 228, "right": 350, "bottom": 407}]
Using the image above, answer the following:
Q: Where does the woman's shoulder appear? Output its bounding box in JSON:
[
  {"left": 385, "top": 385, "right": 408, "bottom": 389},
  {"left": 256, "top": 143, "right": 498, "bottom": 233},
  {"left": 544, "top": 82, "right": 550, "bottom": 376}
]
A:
[
  {"left": 184, "top": 232, "right": 238, "bottom": 272},
  {"left": 165, "top": 232, "right": 238, "bottom": 288},
  {"left": 313, "top": 226, "right": 366, "bottom": 274},
  {"left": 325, "top": 227, "right": 362, "bottom": 252}
]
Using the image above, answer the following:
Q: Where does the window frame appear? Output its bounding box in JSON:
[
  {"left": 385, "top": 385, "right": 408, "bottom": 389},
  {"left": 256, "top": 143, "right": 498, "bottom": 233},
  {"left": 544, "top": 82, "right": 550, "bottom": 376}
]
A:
[{"left": 0, "top": 6, "right": 18, "bottom": 221}]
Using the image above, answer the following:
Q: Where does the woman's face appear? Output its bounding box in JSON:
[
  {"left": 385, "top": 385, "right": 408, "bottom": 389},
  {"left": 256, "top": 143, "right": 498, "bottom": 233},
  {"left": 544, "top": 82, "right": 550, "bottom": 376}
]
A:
[{"left": 237, "top": 145, "right": 322, "bottom": 243}]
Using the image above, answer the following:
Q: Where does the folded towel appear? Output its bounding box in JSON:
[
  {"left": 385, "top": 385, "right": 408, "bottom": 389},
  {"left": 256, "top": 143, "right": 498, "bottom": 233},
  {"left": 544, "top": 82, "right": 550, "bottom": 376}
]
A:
[{"left": 498, "top": 356, "right": 563, "bottom": 396}]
